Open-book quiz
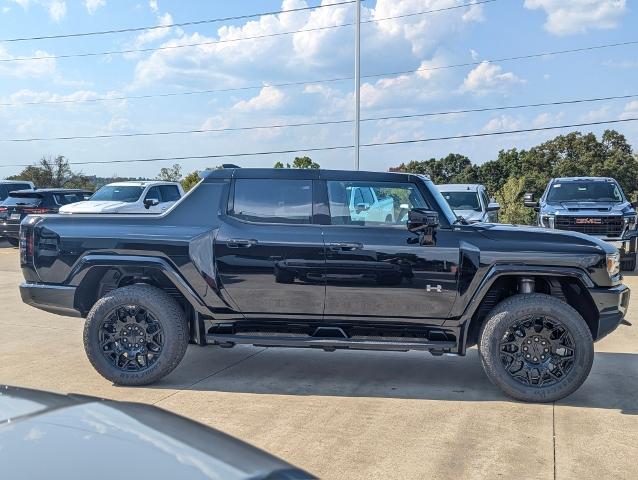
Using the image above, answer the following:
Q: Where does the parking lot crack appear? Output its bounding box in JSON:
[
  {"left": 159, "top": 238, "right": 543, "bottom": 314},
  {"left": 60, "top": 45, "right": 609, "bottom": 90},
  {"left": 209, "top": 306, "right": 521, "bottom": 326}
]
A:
[{"left": 152, "top": 347, "right": 267, "bottom": 406}]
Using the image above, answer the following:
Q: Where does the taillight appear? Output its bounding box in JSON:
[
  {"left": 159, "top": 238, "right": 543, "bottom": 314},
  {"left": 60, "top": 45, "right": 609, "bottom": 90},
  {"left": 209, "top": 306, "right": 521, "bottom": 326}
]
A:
[
  {"left": 0, "top": 207, "right": 6, "bottom": 212},
  {"left": 23, "top": 208, "right": 52, "bottom": 214}
]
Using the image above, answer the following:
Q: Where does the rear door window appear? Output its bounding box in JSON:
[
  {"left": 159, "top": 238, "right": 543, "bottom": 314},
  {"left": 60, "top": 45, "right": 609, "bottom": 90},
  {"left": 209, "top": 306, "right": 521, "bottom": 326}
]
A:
[
  {"left": 229, "top": 179, "right": 313, "bottom": 224},
  {"left": 145, "top": 186, "right": 161, "bottom": 202}
]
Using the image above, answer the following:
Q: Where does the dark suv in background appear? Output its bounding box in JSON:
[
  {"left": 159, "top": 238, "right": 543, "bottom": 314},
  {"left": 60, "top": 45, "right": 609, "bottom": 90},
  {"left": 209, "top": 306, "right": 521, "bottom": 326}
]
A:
[
  {"left": 525, "top": 177, "right": 638, "bottom": 271},
  {"left": 0, "top": 189, "right": 89, "bottom": 246}
]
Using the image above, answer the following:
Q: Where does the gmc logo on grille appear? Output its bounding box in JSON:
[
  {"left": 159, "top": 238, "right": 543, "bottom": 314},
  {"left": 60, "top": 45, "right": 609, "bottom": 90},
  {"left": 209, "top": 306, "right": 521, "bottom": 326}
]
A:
[{"left": 574, "top": 218, "right": 603, "bottom": 225}]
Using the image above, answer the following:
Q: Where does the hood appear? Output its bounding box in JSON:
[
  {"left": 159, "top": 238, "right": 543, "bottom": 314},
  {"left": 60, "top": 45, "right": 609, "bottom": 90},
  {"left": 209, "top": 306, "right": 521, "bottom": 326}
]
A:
[
  {"left": 454, "top": 209, "right": 484, "bottom": 222},
  {"left": 476, "top": 223, "right": 616, "bottom": 255},
  {"left": 544, "top": 201, "right": 633, "bottom": 215},
  {"left": 58, "top": 201, "right": 129, "bottom": 213},
  {"left": 0, "top": 385, "right": 313, "bottom": 480}
]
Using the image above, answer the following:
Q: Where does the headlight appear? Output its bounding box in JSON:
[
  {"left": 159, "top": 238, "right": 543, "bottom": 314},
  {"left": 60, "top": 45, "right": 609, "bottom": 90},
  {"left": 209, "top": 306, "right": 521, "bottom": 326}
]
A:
[
  {"left": 540, "top": 215, "right": 555, "bottom": 228},
  {"left": 624, "top": 215, "right": 637, "bottom": 227},
  {"left": 606, "top": 252, "right": 620, "bottom": 277}
]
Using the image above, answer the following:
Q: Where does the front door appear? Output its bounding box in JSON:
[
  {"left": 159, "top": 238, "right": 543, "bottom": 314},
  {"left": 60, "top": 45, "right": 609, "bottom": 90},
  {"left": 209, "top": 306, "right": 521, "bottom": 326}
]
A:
[
  {"left": 214, "top": 177, "right": 326, "bottom": 321},
  {"left": 322, "top": 179, "right": 459, "bottom": 324}
]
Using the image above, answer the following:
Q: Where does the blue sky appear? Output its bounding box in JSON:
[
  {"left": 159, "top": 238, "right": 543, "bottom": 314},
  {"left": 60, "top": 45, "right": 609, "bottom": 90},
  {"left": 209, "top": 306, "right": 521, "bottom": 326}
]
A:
[{"left": 0, "top": 0, "right": 636, "bottom": 178}]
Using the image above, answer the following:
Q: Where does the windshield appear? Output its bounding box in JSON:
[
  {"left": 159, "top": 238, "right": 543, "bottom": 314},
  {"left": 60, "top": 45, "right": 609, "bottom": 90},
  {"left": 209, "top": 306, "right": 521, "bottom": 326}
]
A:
[
  {"left": 90, "top": 186, "right": 144, "bottom": 203},
  {"left": 424, "top": 179, "right": 457, "bottom": 225},
  {"left": 441, "top": 191, "right": 481, "bottom": 211},
  {"left": 546, "top": 181, "right": 624, "bottom": 203}
]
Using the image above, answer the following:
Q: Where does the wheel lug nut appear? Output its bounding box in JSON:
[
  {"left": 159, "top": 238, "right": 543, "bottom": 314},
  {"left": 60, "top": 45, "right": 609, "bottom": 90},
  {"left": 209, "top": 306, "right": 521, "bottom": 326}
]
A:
[
  {"left": 533, "top": 357, "right": 538, "bottom": 361},
  {"left": 526, "top": 354, "right": 531, "bottom": 358},
  {"left": 544, "top": 348, "right": 549, "bottom": 352},
  {"left": 534, "top": 338, "right": 539, "bottom": 342}
]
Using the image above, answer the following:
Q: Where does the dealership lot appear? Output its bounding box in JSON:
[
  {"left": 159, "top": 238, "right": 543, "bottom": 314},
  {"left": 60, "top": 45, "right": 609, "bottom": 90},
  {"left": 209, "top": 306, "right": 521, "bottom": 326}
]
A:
[{"left": 0, "top": 241, "right": 636, "bottom": 480}]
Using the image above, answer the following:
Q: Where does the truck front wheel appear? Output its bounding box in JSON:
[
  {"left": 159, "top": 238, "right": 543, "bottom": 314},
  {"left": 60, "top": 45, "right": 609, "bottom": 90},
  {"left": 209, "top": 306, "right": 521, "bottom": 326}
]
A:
[
  {"left": 83, "top": 284, "right": 189, "bottom": 386},
  {"left": 479, "top": 294, "right": 594, "bottom": 402}
]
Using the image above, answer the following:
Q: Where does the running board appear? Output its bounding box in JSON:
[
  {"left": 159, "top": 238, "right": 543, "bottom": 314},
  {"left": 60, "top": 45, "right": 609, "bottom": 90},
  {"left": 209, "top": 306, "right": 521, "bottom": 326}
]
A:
[{"left": 205, "top": 334, "right": 457, "bottom": 352}]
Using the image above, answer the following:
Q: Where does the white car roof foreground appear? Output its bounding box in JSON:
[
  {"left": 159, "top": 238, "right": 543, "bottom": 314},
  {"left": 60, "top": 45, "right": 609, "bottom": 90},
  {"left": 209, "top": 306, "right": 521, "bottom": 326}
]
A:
[
  {"left": 437, "top": 184, "right": 483, "bottom": 192},
  {"left": 103, "top": 181, "right": 181, "bottom": 187}
]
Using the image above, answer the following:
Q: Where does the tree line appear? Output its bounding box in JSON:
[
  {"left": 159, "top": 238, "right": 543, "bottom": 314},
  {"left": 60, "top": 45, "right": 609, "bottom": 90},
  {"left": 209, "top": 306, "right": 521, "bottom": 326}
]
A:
[{"left": 5, "top": 130, "right": 636, "bottom": 225}]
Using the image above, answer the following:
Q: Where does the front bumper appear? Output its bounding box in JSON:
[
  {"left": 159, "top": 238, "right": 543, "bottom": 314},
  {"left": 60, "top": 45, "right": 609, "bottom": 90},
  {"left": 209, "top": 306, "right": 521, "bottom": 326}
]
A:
[
  {"left": 20, "top": 283, "right": 81, "bottom": 318},
  {"left": 589, "top": 283, "right": 630, "bottom": 340}
]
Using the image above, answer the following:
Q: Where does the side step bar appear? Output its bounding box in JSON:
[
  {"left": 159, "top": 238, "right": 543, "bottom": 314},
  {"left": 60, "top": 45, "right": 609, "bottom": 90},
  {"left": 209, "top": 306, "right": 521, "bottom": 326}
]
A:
[{"left": 206, "top": 334, "right": 457, "bottom": 352}]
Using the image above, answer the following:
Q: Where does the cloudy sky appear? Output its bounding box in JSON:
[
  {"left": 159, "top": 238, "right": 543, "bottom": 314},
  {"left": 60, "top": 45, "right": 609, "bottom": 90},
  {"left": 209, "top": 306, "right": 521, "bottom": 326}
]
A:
[{"left": 0, "top": 0, "right": 636, "bottom": 178}]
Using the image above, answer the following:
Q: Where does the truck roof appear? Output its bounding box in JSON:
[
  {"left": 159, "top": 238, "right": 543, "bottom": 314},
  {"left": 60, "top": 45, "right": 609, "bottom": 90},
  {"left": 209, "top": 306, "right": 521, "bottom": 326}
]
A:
[
  {"left": 552, "top": 177, "right": 616, "bottom": 183},
  {"left": 437, "top": 184, "right": 483, "bottom": 192},
  {"left": 104, "top": 181, "right": 181, "bottom": 187},
  {"left": 202, "top": 168, "right": 430, "bottom": 183}
]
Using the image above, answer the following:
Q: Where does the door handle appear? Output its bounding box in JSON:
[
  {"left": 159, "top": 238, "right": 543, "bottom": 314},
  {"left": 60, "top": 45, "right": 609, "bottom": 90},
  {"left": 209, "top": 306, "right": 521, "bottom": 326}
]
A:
[
  {"left": 329, "top": 242, "right": 363, "bottom": 251},
  {"left": 227, "top": 238, "right": 257, "bottom": 248}
]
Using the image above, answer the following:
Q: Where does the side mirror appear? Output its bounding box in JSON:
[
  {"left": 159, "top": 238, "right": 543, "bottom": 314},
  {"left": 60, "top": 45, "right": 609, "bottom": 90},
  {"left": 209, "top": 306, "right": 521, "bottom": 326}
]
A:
[
  {"left": 144, "top": 198, "right": 160, "bottom": 209},
  {"left": 487, "top": 202, "right": 500, "bottom": 212},
  {"left": 355, "top": 202, "right": 370, "bottom": 214},
  {"left": 523, "top": 192, "right": 539, "bottom": 209},
  {"left": 407, "top": 208, "right": 438, "bottom": 246}
]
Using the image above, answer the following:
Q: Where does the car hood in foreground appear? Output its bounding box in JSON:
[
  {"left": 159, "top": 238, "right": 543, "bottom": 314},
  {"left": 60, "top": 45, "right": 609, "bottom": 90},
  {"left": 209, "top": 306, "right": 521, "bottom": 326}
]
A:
[
  {"left": 0, "top": 386, "right": 313, "bottom": 480},
  {"left": 58, "top": 201, "right": 132, "bottom": 213}
]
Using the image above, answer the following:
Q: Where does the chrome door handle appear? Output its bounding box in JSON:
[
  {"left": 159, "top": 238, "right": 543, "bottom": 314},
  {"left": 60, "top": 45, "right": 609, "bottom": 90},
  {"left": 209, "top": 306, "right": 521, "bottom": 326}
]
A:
[
  {"left": 329, "top": 242, "right": 363, "bottom": 251},
  {"left": 227, "top": 238, "right": 257, "bottom": 248}
]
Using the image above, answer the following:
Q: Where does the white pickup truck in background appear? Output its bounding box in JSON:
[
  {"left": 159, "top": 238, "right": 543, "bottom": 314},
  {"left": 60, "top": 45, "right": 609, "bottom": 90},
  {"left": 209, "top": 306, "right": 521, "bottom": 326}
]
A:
[
  {"left": 349, "top": 185, "right": 395, "bottom": 223},
  {"left": 59, "top": 181, "right": 184, "bottom": 214}
]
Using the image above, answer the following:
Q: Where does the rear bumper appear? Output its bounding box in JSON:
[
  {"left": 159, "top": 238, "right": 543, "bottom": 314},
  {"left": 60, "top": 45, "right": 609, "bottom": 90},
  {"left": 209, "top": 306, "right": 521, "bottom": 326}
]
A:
[
  {"left": 20, "top": 283, "right": 80, "bottom": 318},
  {"left": 0, "top": 221, "right": 20, "bottom": 239},
  {"left": 589, "top": 283, "right": 630, "bottom": 340}
]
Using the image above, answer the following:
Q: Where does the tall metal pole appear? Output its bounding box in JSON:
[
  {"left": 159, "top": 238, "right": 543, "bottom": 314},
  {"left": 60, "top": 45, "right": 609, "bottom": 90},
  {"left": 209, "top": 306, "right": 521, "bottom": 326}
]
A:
[{"left": 354, "top": 0, "right": 361, "bottom": 170}]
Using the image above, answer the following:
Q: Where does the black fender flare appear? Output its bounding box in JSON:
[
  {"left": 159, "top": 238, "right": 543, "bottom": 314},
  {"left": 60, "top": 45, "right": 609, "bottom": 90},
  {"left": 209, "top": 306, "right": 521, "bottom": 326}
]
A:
[
  {"left": 67, "top": 254, "right": 211, "bottom": 316},
  {"left": 456, "top": 264, "right": 595, "bottom": 353}
]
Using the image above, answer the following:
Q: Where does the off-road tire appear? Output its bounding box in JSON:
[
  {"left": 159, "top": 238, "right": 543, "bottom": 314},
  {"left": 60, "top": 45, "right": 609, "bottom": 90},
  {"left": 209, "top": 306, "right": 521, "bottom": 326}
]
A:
[
  {"left": 84, "top": 284, "right": 189, "bottom": 386},
  {"left": 479, "top": 293, "right": 594, "bottom": 402},
  {"left": 6, "top": 238, "right": 19, "bottom": 247}
]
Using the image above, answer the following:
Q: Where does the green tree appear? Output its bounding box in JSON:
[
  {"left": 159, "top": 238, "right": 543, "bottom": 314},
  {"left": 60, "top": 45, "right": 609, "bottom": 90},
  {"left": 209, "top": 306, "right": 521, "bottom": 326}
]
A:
[
  {"left": 181, "top": 171, "right": 201, "bottom": 192},
  {"left": 7, "top": 155, "right": 93, "bottom": 189},
  {"left": 495, "top": 176, "right": 535, "bottom": 225},
  {"left": 273, "top": 157, "right": 320, "bottom": 169},
  {"left": 156, "top": 164, "right": 182, "bottom": 182}
]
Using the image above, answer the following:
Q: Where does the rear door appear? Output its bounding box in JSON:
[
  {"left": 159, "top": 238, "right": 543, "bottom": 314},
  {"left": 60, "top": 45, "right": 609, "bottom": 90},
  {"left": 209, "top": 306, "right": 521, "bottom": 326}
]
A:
[
  {"left": 214, "top": 173, "right": 326, "bottom": 321},
  {"left": 322, "top": 177, "right": 459, "bottom": 324},
  {"left": 158, "top": 184, "right": 182, "bottom": 212}
]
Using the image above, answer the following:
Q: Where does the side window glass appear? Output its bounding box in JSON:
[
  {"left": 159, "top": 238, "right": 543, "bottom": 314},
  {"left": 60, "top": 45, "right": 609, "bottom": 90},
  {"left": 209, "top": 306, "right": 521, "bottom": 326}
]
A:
[
  {"left": 361, "top": 187, "right": 374, "bottom": 205},
  {"left": 0, "top": 186, "right": 7, "bottom": 200},
  {"left": 328, "top": 181, "right": 428, "bottom": 227},
  {"left": 145, "top": 187, "right": 161, "bottom": 202},
  {"left": 230, "top": 179, "right": 312, "bottom": 224},
  {"left": 159, "top": 185, "right": 181, "bottom": 202}
]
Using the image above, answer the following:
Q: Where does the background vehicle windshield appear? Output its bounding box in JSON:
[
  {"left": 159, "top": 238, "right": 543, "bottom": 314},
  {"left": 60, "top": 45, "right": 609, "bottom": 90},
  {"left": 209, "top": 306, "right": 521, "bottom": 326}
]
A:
[
  {"left": 441, "top": 191, "right": 481, "bottom": 211},
  {"left": 426, "top": 180, "right": 457, "bottom": 224},
  {"left": 90, "top": 186, "right": 144, "bottom": 203},
  {"left": 546, "top": 181, "right": 624, "bottom": 203}
]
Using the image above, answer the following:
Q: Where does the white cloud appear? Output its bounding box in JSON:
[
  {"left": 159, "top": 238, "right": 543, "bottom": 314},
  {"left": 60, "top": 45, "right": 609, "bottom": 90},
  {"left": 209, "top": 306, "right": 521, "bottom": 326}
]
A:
[
  {"left": 47, "top": 0, "right": 66, "bottom": 22},
  {"left": 470, "top": 49, "right": 480, "bottom": 61},
  {"left": 84, "top": 0, "right": 105, "bottom": 15},
  {"left": 524, "top": 0, "right": 626, "bottom": 36},
  {"left": 532, "top": 111, "right": 564, "bottom": 127},
  {"left": 232, "top": 86, "right": 286, "bottom": 112},
  {"left": 2, "top": 6, "right": 10, "bottom": 13},
  {"left": 0, "top": 46, "right": 56, "bottom": 78},
  {"left": 581, "top": 105, "right": 611, "bottom": 122},
  {"left": 8, "top": 0, "right": 29, "bottom": 8},
  {"left": 460, "top": 61, "right": 524, "bottom": 95},
  {"left": 149, "top": 0, "right": 158, "bottom": 13},
  {"left": 482, "top": 115, "right": 522, "bottom": 133},
  {"left": 620, "top": 101, "right": 638, "bottom": 120},
  {"left": 604, "top": 59, "right": 638, "bottom": 69},
  {"left": 134, "top": 12, "right": 175, "bottom": 47}
]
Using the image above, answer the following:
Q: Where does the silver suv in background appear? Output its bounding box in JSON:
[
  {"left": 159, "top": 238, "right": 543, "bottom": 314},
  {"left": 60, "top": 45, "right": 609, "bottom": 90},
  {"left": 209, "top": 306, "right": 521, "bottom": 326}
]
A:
[{"left": 438, "top": 183, "right": 500, "bottom": 223}]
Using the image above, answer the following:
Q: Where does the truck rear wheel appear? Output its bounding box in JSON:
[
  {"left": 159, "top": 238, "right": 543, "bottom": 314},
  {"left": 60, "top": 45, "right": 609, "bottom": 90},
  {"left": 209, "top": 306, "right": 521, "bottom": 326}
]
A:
[
  {"left": 479, "top": 293, "right": 594, "bottom": 402},
  {"left": 84, "top": 284, "right": 189, "bottom": 386}
]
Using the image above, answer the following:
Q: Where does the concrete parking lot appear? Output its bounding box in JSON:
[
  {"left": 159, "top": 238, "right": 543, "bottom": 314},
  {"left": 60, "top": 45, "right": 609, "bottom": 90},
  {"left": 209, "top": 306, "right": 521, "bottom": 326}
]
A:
[{"left": 0, "top": 241, "right": 636, "bottom": 480}]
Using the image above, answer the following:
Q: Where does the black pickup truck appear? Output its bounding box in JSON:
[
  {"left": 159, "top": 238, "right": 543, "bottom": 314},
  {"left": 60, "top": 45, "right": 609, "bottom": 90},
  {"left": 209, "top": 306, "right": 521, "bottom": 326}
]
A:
[{"left": 19, "top": 168, "right": 630, "bottom": 402}]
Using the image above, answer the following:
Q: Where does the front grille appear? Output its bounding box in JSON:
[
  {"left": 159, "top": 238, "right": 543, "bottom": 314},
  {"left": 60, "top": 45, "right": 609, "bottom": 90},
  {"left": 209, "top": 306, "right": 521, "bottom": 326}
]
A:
[{"left": 554, "top": 216, "right": 623, "bottom": 236}]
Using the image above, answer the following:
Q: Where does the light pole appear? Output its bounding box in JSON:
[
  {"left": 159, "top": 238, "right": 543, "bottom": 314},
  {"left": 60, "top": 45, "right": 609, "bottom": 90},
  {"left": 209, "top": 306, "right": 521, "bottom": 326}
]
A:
[{"left": 354, "top": 0, "right": 361, "bottom": 170}]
